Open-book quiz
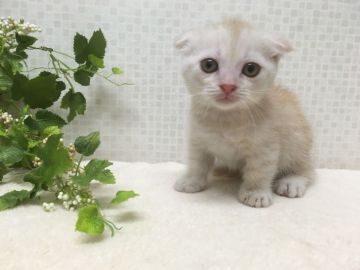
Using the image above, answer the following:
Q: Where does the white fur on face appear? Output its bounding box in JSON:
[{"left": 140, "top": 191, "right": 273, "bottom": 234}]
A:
[{"left": 176, "top": 24, "right": 287, "bottom": 110}]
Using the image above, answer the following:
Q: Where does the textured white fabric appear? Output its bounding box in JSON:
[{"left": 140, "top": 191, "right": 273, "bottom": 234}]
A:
[{"left": 1, "top": 162, "right": 360, "bottom": 270}]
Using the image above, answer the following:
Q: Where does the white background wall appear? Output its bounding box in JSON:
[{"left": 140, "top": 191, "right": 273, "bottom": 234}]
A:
[{"left": 1, "top": 0, "right": 359, "bottom": 169}]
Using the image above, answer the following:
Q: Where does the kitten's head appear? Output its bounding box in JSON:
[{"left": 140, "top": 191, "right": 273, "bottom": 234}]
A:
[{"left": 175, "top": 19, "right": 292, "bottom": 110}]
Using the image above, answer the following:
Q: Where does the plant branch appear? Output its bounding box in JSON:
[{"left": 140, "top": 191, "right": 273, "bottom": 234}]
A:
[{"left": 75, "top": 155, "right": 84, "bottom": 176}]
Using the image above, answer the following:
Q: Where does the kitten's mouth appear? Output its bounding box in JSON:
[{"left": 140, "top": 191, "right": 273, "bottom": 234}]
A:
[{"left": 215, "top": 94, "right": 238, "bottom": 103}]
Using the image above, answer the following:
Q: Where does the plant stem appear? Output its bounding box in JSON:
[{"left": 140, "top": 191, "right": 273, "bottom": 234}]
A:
[
  {"left": 49, "top": 54, "right": 59, "bottom": 76},
  {"left": 75, "top": 155, "right": 84, "bottom": 176},
  {"left": 84, "top": 68, "right": 133, "bottom": 87},
  {"left": 51, "top": 49, "right": 75, "bottom": 60}
]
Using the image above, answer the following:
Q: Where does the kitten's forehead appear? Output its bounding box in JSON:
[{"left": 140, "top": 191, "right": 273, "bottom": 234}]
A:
[
  {"left": 196, "top": 21, "right": 263, "bottom": 60},
  {"left": 175, "top": 19, "right": 292, "bottom": 63}
]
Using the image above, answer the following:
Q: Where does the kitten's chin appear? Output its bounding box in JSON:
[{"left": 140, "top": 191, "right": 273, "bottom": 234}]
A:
[{"left": 209, "top": 95, "right": 242, "bottom": 110}]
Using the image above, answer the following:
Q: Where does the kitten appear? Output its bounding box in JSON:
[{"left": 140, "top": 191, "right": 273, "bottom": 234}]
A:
[{"left": 174, "top": 19, "right": 314, "bottom": 208}]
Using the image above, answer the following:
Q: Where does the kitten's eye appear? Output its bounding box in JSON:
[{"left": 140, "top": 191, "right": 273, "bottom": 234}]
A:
[
  {"left": 242, "top": 62, "right": 261, "bottom": 77},
  {"left": 200, "top": 58, "right": 218, "bottom": 73}
]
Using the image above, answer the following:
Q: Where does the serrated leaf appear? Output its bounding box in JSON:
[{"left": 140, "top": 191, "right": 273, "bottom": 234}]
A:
[
  {"left": 28, "top": 139, "right": 41, "bottom": 149},
  {"left": 88, "top": 29, "right": 106, "bottom": 59},
  {"left": 6, "top": 125, "right": 29, "bottom": 150},
  {"left": 73, "top": 33, "right": 88, "bottom": 64},
  {"left": 111, "top": 67, "right": 123, "bottom": 75},
  {"left": 10, "top": 73, "right": 28, "bottom": 100},
  {"left": 85, "top": 62, "right": 98, "bottom": 77},
  {"left": 96, "top": 169, "right": 115, "bottom": 184},
  {"left": 56, "top": 80, "right": 66, "bottom": 91},
  {"left": 71, "top": 175, "right": 91, "bottom": 187},
  {"left": 0, "top": 145, "right": 24, "bottom": 166},
  {"left": 43, "top": 126, "right": 61, "bottom": 136},
  {"left": 74, "top": 131, "right": 100, "bottom": 156},
  {"left": 24, "top": 134, "right": 73, "bottom": 187},
  {"left": 74, "top": 69, "right": 90, "bottom": 86},
  {"left": 88, "top": 54, "right": 104, "bottom": 68},
  {"left": 23, "top": 73, "right": 61, "bottom": 109},
  {"left": 61, "top": 90, "right": 86, "bottom": 122},
  {"left": 76, "top": 205, "right": 104, "bottom": 236},
  {"left": 84, "top": 159, "right": 114, "bottom": 183},
  {"left": 15, "top": 34, "right": 37, "bottom": 51},
  {"left": 12, "top": 50, "right": 28, "bottom": 60},
  {"left": 24, "top": 116, "right": 41, "bottom": 132},
  {"left": 111, "top": 190, "right": 138, "bottom": 204},
  {"left": 0, "top": 190, "right": 30, "bottom": 211},
  {"left": 35, "top": 110, "right": 67, "bottom": 128},
  {"left": 72, "top": 159, "right": 114, "bottom": 187}
]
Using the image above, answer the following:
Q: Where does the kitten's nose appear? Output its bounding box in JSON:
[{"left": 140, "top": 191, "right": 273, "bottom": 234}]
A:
[{"left": 220, "top": 84, "right": 237, "bottom": 94}]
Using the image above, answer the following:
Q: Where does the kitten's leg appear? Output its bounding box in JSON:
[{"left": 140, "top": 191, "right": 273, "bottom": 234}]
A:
[
  {"left": 174, "top": 148, "right": 214, "bottom": 193},
  {"left": 274, "top": 169, "right": 315, "bottom": 198},
  {"left": 238, "top": 152, "right": 279, "bottom": 208}
]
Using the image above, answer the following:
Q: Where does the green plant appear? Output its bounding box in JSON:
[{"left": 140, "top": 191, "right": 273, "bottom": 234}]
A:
[{"left": 0, "top": 17, "right": 138, "bottom": 237}]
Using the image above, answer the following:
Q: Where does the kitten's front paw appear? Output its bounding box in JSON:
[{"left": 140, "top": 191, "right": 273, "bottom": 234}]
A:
[
  {"left": 275, "top": 176, "right": 307, "bottom": 198},
  {"left": 174, "top": 176, "right": 207, "bottom": 193},
  {"left": 238, "top": 189, "right": 273, "bottom": 208}
]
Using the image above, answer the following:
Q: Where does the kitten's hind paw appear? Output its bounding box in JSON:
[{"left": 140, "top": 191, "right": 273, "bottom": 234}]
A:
[
  {"left": 274, "top": 175, "right": 308, "bottom": 198},
  {"left": 238, "top": 189, "right": 273, "bottom": 208},
  {"left": 174, "top": 176, "right": 207, "bottom": 193}
]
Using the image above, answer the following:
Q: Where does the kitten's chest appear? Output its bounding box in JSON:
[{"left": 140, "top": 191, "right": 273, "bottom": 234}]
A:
[{"left": 202, "top": 127, "right": 250, "bottom": 167}]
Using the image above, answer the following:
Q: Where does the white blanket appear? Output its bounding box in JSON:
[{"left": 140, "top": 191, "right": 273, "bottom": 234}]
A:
[{"left": 1, "top": 162, "right": 360, "bottom": 270}]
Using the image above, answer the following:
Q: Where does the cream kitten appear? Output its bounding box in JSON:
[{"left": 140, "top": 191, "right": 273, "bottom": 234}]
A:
[{"left": 174, "top": 20, "right": 314, "bottom": 208}]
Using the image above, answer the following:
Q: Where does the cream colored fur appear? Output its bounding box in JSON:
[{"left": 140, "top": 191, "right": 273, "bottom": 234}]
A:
[{"left": 174, "top": 19, "right": 314, "bottom": 208}]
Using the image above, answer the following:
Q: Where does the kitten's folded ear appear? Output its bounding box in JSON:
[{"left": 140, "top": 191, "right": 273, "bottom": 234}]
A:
[
  {"left": 174, "top": 30, "right": 195, "bottom": 54},
  {"left": 265, "top": 34, "right": 293, "bottom": 60}
]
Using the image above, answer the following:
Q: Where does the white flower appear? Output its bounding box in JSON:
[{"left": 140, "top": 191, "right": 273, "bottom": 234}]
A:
[{"left": 42, "top": 202, "right": 55, "bottom": 212}]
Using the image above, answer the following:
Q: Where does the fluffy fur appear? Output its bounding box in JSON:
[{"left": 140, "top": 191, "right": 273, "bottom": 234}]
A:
[{"left": 174, "top": 19, "right": 314, "bottom": 207}]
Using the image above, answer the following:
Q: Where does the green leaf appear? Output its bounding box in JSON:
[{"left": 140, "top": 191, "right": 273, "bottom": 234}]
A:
[
  {"left": 12, "top": 50, "right": 28, "bottom": 60},
  {"left": 84, "top": 159, "right": 114, "bottom": 183},
  {"left": 10, "top": 73, "right": 28, "bottom": 100},
  {"left": 6, "top": 124, "right": 29, "bottom": 149},
  {"left": 15, "top": 34, "right": 37, "bottom": 51},
  {"left": 0, "top": 128, "right": 7, "bottom": 137},
  {"left": 61, "top": 90, "right": 86, "bottom": 122},
  {"left": 74, "top": 131, "right": 100, "bottom": 156},
  {"left": 56, "top": 80, "right": 66, "bottom": 91},
  {"left": 96, "top": 169, "right": 116, "bottom": 184},
  {"left": 72, "top": 159, "right": 115, "bottom": 187},
  {"left": 76, "top": 205, "right": 104, "bottom": 236},
  {"left": 88, "top": 29, "right": 106, "bottom": 59},
  {"left": 71, "top": 175, "right": 91, "bottom": 187},
  {"left": 0, "top": 190, "right": 30, "bottom": 211},
  {"left": 43, "top": 126, "right": 61, "bottom": 136},
  {"left": 74, "top": 69, "right": 90, "bottom": 86},
  {"left": 24, "top": 134, "right": 73, "bottom": 187},
  {"left": 88, "top": 54, "right": 104, "bottom": 68},
  {"left": 111, "top": 190, "right": 138, "bottom": 204},
  {"left": 0, "top": 163, "right": 9, "bottom": 181},
  {"left": 35, "top": 110, "right": 67, "bottom": 128},
  {"left": 23, "top": 73, "right": 61, "bottom": 109},
  {"left": 111, "top": 67, "right": 123, "bottom": 75},
  {"left": 24, "top": 116, "right": 41, "bottom": 132},
  {"left": 73, "top": 33, "right": 88, "bottom": 64},
  {"left": 0, "top": 145, "right": 24, "bottom": 166},
  {"left": 0, "top": 63, "right": 13, "bottom": 91}
]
